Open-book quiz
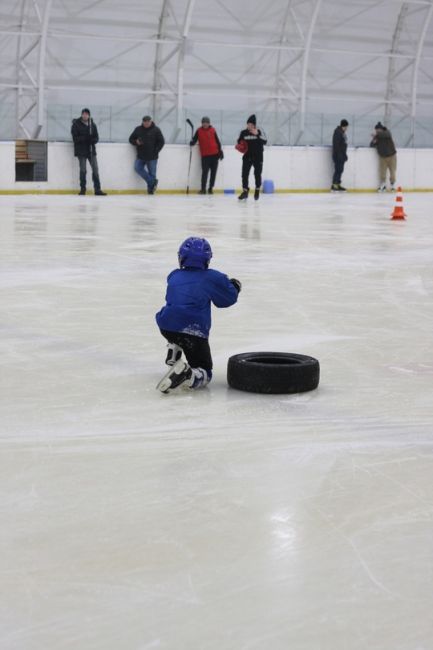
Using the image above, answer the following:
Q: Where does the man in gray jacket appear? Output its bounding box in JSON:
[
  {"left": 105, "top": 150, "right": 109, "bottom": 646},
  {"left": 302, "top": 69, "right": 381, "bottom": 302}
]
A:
[{"left": 370, "top": 122, "right": 397, "bottom": 192}]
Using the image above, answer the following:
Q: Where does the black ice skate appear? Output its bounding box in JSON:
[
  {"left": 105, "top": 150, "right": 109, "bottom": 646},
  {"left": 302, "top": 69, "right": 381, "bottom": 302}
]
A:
[
  {"left": 156, "top": 359, "right": 193, "bottom": 393},
  {"left": 254, "top": 188, "right": 260, "bottom": 200},
  {"left": 238, "top": 189, "right": 249, "bottom": 200},
  {"left": 165, "top": 343, "right": 182, "bottom": 366}
]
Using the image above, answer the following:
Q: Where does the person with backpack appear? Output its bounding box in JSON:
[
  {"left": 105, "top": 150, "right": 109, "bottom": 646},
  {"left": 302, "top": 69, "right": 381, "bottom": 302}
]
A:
[{"left": 370, "top": 122, "right": 397, "bottom": 192}]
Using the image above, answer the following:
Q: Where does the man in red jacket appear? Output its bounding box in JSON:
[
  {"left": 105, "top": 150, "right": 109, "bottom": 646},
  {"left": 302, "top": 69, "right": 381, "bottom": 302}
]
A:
[{"left": 190, "top": 116, "right": 224, "bottom": 194}]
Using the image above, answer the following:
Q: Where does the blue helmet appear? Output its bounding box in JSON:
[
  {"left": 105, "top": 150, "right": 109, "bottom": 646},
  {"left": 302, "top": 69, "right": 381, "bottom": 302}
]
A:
[{"left": 178, "top": 237, "right": 213, "bottom": 269}]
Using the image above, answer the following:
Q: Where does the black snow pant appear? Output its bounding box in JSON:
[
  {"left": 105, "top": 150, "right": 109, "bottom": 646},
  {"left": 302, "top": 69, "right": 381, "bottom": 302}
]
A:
[
  {"left": 201, "top": 155, "right": 219, "bottom": 191},
  {"left": 242, "top": 157, "right": 263, "bottom": 190},
  {"left": 78, "top": 154, "right": 101, "bottom": 191},
  {"left": 160, "top": 329, "right": 213, "bottom": 376},
  {"left": 332, "top": 156, "right": 346, "bottom": 185}
]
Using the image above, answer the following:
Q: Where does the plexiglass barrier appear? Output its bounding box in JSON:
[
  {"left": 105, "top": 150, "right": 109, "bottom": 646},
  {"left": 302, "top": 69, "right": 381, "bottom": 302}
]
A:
[{"left": 2, "top": 103, "right": 433, "bottom": 149}]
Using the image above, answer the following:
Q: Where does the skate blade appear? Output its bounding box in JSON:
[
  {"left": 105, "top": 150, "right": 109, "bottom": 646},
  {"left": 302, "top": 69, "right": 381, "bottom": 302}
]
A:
[
  {"left": 156, "top": 375, "right": 172, "bottom": 393},
  {"left": 156, "top": 360, "right": 189, "bottom": 394}
]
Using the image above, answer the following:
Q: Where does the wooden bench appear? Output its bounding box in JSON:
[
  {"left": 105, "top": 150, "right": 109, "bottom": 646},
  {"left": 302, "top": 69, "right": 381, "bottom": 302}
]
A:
[{"left": 15, "top": 140, "right": 36, "bottom": 181}]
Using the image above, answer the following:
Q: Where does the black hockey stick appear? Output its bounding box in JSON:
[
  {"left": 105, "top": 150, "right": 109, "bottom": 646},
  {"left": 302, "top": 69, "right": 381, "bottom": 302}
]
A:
[{"left": 186, "top": 118, "right": 194, "bottom": 194}]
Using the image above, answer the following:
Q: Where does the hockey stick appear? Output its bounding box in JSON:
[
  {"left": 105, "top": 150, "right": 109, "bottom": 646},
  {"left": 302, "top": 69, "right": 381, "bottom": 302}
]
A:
[{"left": 186, "top": 118, "right": 194, "bottom": 194}]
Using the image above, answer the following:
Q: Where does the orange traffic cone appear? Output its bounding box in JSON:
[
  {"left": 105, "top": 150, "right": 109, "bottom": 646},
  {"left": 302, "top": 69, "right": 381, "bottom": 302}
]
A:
[{"left": 391, "top": 186, "right": 407, "bottom": 220}]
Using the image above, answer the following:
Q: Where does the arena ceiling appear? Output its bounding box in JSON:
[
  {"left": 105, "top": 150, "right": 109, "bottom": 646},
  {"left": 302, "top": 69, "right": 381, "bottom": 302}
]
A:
[{"left": 1, "top": 0, "right": 433, "bottom": 143}]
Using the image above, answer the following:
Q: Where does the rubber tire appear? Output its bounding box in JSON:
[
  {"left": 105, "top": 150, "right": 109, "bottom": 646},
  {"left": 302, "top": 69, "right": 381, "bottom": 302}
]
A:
[{"left": 227, "top": 352, "right": 320, "bottom": 395}]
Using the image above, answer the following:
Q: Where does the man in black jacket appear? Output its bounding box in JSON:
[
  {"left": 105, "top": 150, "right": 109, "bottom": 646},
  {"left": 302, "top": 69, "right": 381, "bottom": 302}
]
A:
[
  {"left": 71, "top": 108, "right": 106, "bottom": 196},
  {"left": 237, "top": 114, "right": 267, "bottom": 201},
  {"left": 331, "top": 119, "right": 349, "bottom": 192},
  {"left": 129, "top": 116, "right": 165, "bottom": 194}
]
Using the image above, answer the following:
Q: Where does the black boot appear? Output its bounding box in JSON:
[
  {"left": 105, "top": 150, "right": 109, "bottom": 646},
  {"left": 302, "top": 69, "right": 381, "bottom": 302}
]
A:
[
  {"left": 238, "top": 189, "right": 249, "bottom": 200},
  {"left": 79, "top": 188, "right": 86, "bottom": 196},
  {"left": 92, "top": 170, "right": 106, "bottom": 195},
  {"left": 198, "top": 189, "right": 206, "bottom": 195},
  {"left": 208, "top": 188, "right": 213, "bottom": 195},
  {"left": 254, "top": 188, "right": 260, "bottom": 200}
]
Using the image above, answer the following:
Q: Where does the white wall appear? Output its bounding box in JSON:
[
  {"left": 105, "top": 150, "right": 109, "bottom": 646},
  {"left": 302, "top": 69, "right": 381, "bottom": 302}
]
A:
[{"left": 1, "top": 142, "right": 433, "bottom": 192}]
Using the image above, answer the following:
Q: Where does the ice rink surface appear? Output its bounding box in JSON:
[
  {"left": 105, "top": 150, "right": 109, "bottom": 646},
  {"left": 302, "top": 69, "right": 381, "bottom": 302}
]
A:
[{"left": 1, "top": 191, "right": 433, "bottom": 650}]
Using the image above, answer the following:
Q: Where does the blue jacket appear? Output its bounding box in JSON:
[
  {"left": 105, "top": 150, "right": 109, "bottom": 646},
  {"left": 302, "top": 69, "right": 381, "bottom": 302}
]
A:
[{"left": 156, "top": 267, "right": 239, "bottom": 338}]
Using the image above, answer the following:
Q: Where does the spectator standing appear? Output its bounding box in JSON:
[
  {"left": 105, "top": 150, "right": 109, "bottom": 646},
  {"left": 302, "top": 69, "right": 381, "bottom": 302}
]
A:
[
  {"left": 370, "top": 122, "right": 397, "bottom": 192},
  {"left": 71, "top": 108, "right": 106, "bottom": 196},
  {"left": 331, "top": 119, "right": 349, "bottom": 192},
  {"left": 237, "top": 114, "right": 267, "bottom": 201},
  {"left": 190, "top": 117, "right": 224, "bottom": 194},
  {"left": 129, "top": 116, "right": 165, "bottom": 194}
]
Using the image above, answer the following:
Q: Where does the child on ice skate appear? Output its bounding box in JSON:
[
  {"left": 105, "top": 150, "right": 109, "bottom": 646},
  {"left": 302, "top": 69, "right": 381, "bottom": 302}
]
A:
[{"left": 155, "top": 237, "right": 241, "bottom": 393}]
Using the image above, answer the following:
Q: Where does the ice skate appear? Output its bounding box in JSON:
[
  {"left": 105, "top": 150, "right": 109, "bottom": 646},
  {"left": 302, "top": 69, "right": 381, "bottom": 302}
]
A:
[
  {"left": 165, "top": 343, "right": 182, "bottom": 366},
  {"left": 254, "top": 188, "right": 260, "bottom": 200},
  {"left": 377, "top": 184, "right": 386, "bottom": 192},
  {"left": 238, "top": 189, "right": 249, "bottom": 200},
  {"left": 156, "top": 359, "right": 192, "bottom": 394}
]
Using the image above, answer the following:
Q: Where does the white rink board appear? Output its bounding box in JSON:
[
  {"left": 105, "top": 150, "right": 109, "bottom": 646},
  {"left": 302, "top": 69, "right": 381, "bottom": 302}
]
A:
[
  {"left": 1, "top": 193, "right": 433, "bottom": 650},
  {"left": 1, "top": 141, "right": 433, "bottom": 191}
]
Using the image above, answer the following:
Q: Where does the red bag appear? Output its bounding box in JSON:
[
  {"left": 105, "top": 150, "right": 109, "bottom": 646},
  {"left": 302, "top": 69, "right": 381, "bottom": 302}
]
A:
[{"left": 235, "top": 141, "right": 248, "bottom": 154}]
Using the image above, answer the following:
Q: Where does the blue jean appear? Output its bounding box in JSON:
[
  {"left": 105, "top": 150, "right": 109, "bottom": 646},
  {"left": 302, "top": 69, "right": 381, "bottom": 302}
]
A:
[{"left": 134, "top": 158, "right": 157, "bottom": 189}]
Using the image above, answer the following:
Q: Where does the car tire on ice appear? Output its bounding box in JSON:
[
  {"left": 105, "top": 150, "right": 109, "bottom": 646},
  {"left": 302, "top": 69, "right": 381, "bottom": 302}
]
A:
[{"left": 227, "top": 352, "right": 320, "bottom": 395}]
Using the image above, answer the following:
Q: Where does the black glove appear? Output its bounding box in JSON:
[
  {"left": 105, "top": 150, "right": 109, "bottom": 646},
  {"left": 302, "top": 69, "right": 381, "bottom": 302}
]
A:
[
  {"left": 230, "top": 278, "right": 242, "bottom": 293},
  {"left": 218, "top": 150, "right": 224, "bottom": 160},
  {"left": 189, "top": 140, "right": 194, "bottom": 146}
]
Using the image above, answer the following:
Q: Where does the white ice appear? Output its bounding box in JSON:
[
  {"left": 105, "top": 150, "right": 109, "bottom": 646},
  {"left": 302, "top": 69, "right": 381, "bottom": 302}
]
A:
[{"left": 1, "top": 192, "right": 433, "bottom": 650}]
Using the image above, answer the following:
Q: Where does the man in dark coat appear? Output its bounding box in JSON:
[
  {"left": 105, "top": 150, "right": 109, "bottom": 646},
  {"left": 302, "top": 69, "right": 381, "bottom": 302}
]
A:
[
  {"left": 331, "top": 119, "right": 349, "bottom": 192},
  {"left": 129, "top": 116, "right": 165, "bottom": 194},
  {"left": 71, "top": 108, "right": 106, "bottom": 196}
]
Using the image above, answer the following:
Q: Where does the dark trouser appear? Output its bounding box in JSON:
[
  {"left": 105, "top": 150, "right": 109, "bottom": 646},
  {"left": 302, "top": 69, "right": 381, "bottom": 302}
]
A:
[
  {"left": 332, "top": 157, "right": 346, "bottom": 185},
  {"left": 78, "top": 155, "right": 101, "bottom": 191},
  {"left": 201, "top": 155, "right": 219, "bottom": 191},
  {"left": 242, "top": 157, "right": 263, "bottom": 190},
  {"left": 160, "top": 328, "right": 213, "bottom": 375}
]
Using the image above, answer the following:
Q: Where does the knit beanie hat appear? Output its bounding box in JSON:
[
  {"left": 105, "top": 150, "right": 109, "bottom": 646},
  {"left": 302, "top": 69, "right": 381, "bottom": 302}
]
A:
[
  {"left": 201, "top": 116, "right": 211, "bottom": 124},
  {"left": 374, "top": 121, "right": 384, "bottom": 130},
  {"left": 247, "top": 114, "right": 256, "bottom": 125},
  {"left": 340, "top": 119, "right": 349, "bottom": 127}
]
